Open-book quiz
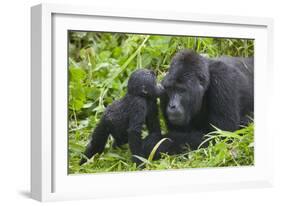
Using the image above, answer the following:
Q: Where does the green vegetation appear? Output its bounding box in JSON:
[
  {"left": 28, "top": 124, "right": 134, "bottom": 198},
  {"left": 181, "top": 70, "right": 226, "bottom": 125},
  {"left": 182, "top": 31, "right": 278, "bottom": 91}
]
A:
[{"left": 68, "top": 31, "right": 254, "bottom": 174}]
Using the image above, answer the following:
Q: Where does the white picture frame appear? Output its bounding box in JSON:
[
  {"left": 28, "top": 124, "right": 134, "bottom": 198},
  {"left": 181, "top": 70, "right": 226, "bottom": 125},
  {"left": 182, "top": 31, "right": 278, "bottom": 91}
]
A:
[{"left": 31, "top": 3, "right": 274, "bottom": 202}]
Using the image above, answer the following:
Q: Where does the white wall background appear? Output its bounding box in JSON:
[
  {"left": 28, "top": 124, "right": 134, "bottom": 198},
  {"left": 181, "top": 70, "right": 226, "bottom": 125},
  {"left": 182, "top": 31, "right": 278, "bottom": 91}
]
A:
[{"left": 0, "top": 0, "right": 280, "bottom": 205}]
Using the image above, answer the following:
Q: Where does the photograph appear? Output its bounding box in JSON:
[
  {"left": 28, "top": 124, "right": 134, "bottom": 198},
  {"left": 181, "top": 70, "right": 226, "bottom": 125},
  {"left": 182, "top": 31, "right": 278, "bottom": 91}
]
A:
[{"left": 67, "top": 31, "right": 254, "bottom": 174}]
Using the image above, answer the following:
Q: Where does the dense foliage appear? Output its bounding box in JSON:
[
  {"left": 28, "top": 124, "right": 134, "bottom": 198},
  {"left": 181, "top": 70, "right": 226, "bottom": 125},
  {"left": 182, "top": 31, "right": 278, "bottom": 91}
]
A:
[{"left": 68, "top": 31, "right": 254, "bottom": 174}]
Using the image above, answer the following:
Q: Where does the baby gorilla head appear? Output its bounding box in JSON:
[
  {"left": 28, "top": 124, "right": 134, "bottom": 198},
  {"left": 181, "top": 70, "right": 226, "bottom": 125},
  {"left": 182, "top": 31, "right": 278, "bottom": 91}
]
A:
[
  {"left": 161, "top": 49, "right": 210, "bottom": 126},
  {"left": 128, "top": 69, "right": 164, "bottom": 98}
]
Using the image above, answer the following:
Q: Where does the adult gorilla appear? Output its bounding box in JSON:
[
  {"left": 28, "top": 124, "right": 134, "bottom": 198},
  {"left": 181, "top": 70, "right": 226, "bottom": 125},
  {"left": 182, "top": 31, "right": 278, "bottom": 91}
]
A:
[{"left": 144, "top": 49, "right": 254, "bottom": 156}]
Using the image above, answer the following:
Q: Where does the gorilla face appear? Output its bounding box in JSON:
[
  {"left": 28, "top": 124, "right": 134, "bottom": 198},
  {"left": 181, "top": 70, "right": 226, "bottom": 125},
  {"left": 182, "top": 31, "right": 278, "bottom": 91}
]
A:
[
  {"left": 161, "top": 50, "right": 210, "bottom": 126},
  {"left": 162, "top": 76, "right": 204, "bottom": 126},
  {"left": 165, "top": 89, "right": 187, "bottom": 126},
  {"left": 128, "top": 69, "right": 164, "bottom": 98}
]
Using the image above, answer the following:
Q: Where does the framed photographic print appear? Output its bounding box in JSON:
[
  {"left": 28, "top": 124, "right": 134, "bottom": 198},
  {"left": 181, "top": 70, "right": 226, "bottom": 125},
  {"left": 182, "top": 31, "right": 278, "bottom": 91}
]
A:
[{"left": 31, "top": 3, "right": 274, "bottom": 201}]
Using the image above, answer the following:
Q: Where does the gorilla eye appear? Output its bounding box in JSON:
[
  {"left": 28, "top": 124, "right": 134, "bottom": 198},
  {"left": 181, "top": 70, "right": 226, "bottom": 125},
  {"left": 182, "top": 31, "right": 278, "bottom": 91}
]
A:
[{"left": 175, "top": 83, "right": 187, "bottom": 93}]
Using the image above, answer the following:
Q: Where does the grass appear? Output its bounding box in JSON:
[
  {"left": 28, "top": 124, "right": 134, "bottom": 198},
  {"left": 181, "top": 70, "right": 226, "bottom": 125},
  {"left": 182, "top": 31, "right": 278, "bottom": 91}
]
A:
[{"left": 68, "top": 123, "right": 254, "bottom": 174}]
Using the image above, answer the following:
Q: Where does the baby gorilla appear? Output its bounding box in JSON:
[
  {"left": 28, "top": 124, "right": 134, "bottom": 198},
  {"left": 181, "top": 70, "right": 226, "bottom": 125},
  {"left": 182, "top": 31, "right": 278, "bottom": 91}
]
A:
[{"left": 80, "top": 69, "right": 163, "bottom": 165}]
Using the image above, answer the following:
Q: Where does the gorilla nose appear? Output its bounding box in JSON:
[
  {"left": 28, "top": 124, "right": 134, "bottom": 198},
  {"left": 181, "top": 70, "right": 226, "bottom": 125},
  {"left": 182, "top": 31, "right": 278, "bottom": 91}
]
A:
[{"left": 168, "top": 103, "right": 176, "bottom": 110}]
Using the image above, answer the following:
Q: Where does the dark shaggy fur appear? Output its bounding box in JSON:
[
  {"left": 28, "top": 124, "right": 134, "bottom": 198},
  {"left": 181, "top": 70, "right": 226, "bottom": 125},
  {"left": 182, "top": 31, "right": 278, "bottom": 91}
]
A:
[
  {"left": 80, "top": 69, "right": 163, "bottom": 165},
  {"left": 144, "top": 49, "right": 254, "bottom": 157}
]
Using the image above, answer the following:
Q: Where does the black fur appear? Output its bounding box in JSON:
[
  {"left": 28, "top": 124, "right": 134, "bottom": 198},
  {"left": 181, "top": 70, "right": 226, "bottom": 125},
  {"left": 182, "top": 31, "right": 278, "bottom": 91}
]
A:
[
  {"left": 144, "top": 49, "right": 254, "bottom": 156},
  {"left": 79, "top": 69, "right": 163, "bottom": 165}
]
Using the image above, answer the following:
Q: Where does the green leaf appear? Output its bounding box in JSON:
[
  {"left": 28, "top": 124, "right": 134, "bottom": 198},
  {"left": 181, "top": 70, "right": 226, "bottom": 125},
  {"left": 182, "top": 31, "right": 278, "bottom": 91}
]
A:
[
  {"left": 69, "top": 67, "right": 86, "bottom": 82},
  {"left": 99, "top": 51, "right": 112, "bottom": 61},
  {"left": 69, "top": 141, "right": 84, "bottom": 153},
  {"left": 133, "top": 155, "right": 151, "bottom": 165},
  {"left": 148, "top": 138, "right": 171, "bottom": 162}
]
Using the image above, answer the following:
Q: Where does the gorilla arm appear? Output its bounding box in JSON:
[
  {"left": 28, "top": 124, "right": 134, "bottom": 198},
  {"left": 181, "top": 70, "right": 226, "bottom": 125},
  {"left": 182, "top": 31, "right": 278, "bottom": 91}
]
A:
[
  {"left": 145, "top": 99, "right": 161, "bottom": 135},
  {"left": 127, "top": 98, "right": 147, "bottom": 163}
]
